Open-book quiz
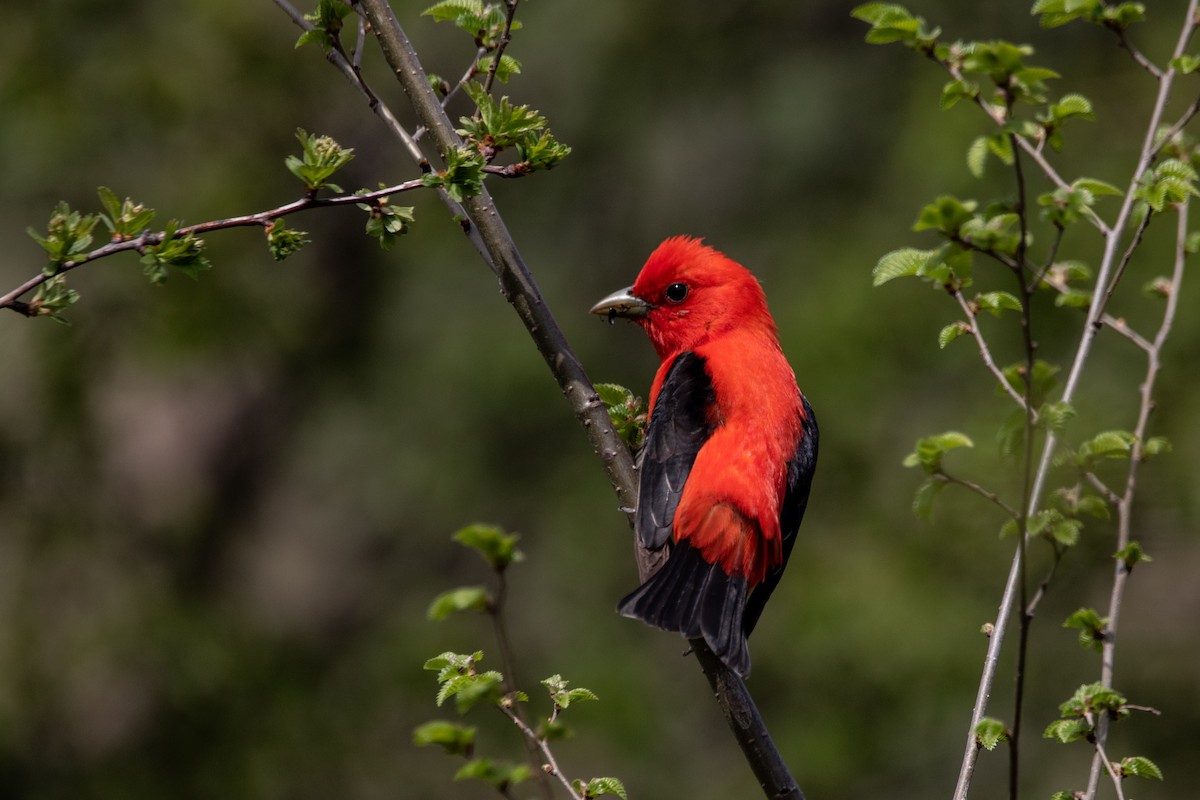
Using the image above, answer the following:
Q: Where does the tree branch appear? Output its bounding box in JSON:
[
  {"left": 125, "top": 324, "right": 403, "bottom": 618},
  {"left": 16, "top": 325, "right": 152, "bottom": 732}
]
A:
[
  {"left": 2, "top": 180, "right": 422, "bottom": 315},
  {"left": 352, "top": 2, "right": 800, "bottom": 796}
]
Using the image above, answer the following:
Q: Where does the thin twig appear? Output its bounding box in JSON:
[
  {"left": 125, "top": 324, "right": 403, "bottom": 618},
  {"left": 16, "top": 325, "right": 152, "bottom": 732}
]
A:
[
  {"left": 1095, "top": 210, "right": 1154, "bottom": 321},
  {"left": 491, "top": 569, "right": 556, "bottom": 800},
  {"left": 1111, "top": 25, "right": 1164, "bottom": 79},
  {"left": 940, "top": 473, "right": 1019, "bottom": 519},
  {"left": 1027, "top": 223, "right": 1065, "bottom": 295},
  {"left": 499, "top": 704, "right": 585, "bottom": 800},
  {"left": 2, "top": 180, "right": 422, "bottom": 314},
  {"left": 413, "top": 46, "right": 486, "bottom": 143},
  {"left": 1084, "top": 195, "right": 1188, "bottom": 800},
  {"left": 952, "top": 289, "right": 1030, "bottom": 415},
  {"left": 481, "top": 0, "right": 520, "bottom": 95}
]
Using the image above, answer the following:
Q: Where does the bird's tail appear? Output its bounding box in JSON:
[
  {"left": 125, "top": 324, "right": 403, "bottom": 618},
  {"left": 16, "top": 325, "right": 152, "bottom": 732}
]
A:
[{"left": 617, "top": 540, "right": 751, "bottom": 676}]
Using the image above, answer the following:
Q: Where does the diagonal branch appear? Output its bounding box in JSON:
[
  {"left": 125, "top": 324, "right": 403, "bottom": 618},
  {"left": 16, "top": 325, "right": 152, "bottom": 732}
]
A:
[{"left": 352, "top": 2, "right": 800, "bottom": 797}]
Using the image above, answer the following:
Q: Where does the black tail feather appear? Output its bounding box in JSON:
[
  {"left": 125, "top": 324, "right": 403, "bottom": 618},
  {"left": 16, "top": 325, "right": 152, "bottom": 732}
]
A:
[{"left": 617, "top": 541, "right": 751, "bottom": 676}]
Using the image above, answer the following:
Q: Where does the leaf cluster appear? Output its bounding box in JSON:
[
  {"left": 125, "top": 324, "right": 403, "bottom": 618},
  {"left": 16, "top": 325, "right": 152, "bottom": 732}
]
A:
[
  {"left": 286, "top": 128, "right": 355, "bottom": 194},
  {"left": 98, "top": 186, "right": 156, "bottom": 241},
  {"left": 423, "top": 0, "right": 522, "bottom": 51},
  {"left": 265, "top": 220, "right": 311, "bottom": 262},
  {"left": 594, "top": 383, "right": 648, "bottom": 452},
  {"left": 355, "top": 190, "right": 415, "bottom": 249},
  {"left": 459, "top": 83, "right": 572, "bottom": 174},
  {"left": 140, "top": 221, "right": 211, "bottom": 285},
  {"left": 422, "top": 145, "right": 486, "bottom": 202},
  {"left": 28, "top": 202, "right": 100, "bottom": 272},
  {"left": 294, "top": 0, "right": 352, "bottom": 52},
  {"left": 1031, "top": 0, "right": 1145, "bottom": 30}
]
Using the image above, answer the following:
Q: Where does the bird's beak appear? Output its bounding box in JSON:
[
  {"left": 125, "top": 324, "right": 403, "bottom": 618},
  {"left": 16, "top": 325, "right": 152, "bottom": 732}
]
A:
[{"left": 590, "top": 286, "right": 651, "bottom": 322}]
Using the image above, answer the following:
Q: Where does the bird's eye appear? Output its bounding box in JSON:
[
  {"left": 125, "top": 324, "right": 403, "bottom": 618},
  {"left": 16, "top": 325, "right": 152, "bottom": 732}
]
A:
[{"left": 664, "top": 282, "right": 689, "bottom": 304}]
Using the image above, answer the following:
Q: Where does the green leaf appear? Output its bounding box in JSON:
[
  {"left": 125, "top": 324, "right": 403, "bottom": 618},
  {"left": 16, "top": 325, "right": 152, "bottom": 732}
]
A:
[
  {"left": 998, "top": 359, "right": 1059, "bottom": 407},
  {"left": 422, "top": 145, "right": 485, "bottom": 202},
  {"left": 264, "top": 219, "right": 310, "bottom": 261},
  {"left": 1054, "top": 288, "right": 1092, "bottom": 308},
  {"left": 903, "top": 431, "right": 974, "bottom": 474},
  {"left": 357, "top": 193, "right": 415, "bottom": 249},
  {"left": 976, "top": 291, "right": 1023, "bottom": 316},
  {"left": 1118, "top": 755, "right": 1163, "bottom": 780},
  {"left": 286, "top": 128, "right": 355, "bottom": 193},
  {"left": 851, "top": 3, "right": 939, "bottom": 48},
  {"left": 423, "top": 0, "right": 519, "bottom": 49},
  {"left": 913, "top": 195, "right": 978, "bottom": 235},
  {"left": 941, "top": 78, "right": 978, "bottom": 109},
  {"left": 974, "top": 717, "right": 1008, "bottom": 751},
  {"left": 427, "top": 586, "right": 491, "bottom": 620},
  {"left": 140, "top": 220, "right": 211, "bottom": 284},
  {"left": 542, "top": 674, "right": 599, "bottom": 711},
  {"left": 938, "top": 321, "right": 970, "bottom": 349},
  {"left": 1073, "top": 177, "right": 1121, "bottom": 196},
  {"left": 595, "top": 382, "right": 649, "bottom": 451},
  {"left": 424, "top": 650, "right": 483, "bottom": 682},
  {"left": 296, "top": 0, "right": 352, "bottom": 51},
  {"left": 1063, "top": 607, "right": 1108, "bottom": 652},
  {"left": 27, "top": 275, "right": 80, "bottom": 324},
  {"left": 477, "top": 54, "right": 522, "bottom": 83},
  {"left": 1078, "top": 430, "right": 1137, "bottom": 462},
  {"left": 453, "top": 758, "right": 532, "bottom": 792},
  {"left": 28, "top": 202, "right": 100, "bottom": 271},
  {"left": 437, "top": 670, "right": 506, "bottom": 712},
  {"left": 1056, "top": 682, "right": 1128, "bottom": 720},
  {"left": 1043, "top": 718, "right": 1090, "bottom": 743},
  {"left": 1038, "top": 401, "right": 1076, "bottom": 432},
  {"left": 574, "top": 776, "right": 629, "bottom": 799},
  {"left": 1136, "top": 157, "right": 1200, "bottom": 212},
  {"left": 97, "top": 186, "right": 156, "bottom": 240},
  {"left": 1114, "top": 540, "right": 1152, "bottom": 570},
  {"left": 872, "top": 247, "right": 932, "bottom": 286},
  {"left": 1102, "top": 2, "right": 1146, "bottom": 29},
  {"left": 422, "top": 0, "right": 483, "bottom": 23},
  {"left": 912, "top": 477, "right": 945, "bottom": 519},
  {"left": 452, "top": 523, "right": 524, "bottom": 571},
  {"left": 1141, "top": 435, "right": 1171, "bottom": 457},
  {"left": 967, "top": 136, "right": 990, "bottom": 179},
  {"left": 413, "top": 720, "right": 476, "bottom": 755}
]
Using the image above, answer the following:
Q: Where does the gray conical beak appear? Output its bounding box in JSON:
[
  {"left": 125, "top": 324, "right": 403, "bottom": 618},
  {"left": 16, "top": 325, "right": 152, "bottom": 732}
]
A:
[{"left": 590, "top": 286, "right": 651, "bottom": 321}]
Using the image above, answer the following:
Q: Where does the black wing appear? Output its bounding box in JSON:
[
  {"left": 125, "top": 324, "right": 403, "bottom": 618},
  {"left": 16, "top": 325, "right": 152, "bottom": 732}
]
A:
[
  {"left": 634, "top": 351, "right": 714, "bottom": 551},
  {"left": 621, "top": 351, "right": 753, "bottom": 675},
  {"left": 742, "top": 393, "right": 818, "bottom": 636}
]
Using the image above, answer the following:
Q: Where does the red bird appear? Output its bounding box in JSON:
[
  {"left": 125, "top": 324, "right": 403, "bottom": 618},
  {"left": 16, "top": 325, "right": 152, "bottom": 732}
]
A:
[{"left": 591, "top": 236, "right": 817, "bottom": 677}]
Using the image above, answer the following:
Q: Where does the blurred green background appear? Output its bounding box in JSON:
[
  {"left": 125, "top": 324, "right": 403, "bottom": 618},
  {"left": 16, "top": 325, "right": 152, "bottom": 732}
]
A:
[{"left": 1, "top": 2, "right": 1196, "bottom": 798}]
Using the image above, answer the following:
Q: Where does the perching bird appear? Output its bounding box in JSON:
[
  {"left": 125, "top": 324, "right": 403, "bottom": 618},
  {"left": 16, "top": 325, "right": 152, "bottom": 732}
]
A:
[{"left": 591, "top": 236, "right": 817, "bottom": 677}]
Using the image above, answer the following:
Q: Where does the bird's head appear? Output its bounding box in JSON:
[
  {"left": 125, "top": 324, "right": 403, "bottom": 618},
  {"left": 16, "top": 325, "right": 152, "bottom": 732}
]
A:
[{"left": 591, "top": 236, "right": 773, "bottom": 360}]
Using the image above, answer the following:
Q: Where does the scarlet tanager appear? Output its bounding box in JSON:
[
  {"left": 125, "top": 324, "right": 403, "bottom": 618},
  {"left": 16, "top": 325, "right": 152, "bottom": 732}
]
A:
[{"left": 591, "top": 236, "right": 818, "bottom": 677}]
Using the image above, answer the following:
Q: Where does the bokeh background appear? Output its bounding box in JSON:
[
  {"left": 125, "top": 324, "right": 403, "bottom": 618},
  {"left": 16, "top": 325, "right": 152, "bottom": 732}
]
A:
[{"left": 1, "top": 2, "right": 1196, "bottom": 798}]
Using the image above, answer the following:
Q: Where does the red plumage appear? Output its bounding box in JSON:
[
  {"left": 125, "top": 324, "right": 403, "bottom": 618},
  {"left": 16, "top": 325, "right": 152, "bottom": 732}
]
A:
[{"left": 592, "top": 236, "right": 818, "bottom": 676}]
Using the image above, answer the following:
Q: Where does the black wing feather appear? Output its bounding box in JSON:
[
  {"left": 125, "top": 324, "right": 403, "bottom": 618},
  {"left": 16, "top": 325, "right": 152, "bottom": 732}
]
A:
[{"left": 634, "top": 351, "right": 713, "bottom": 550}]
